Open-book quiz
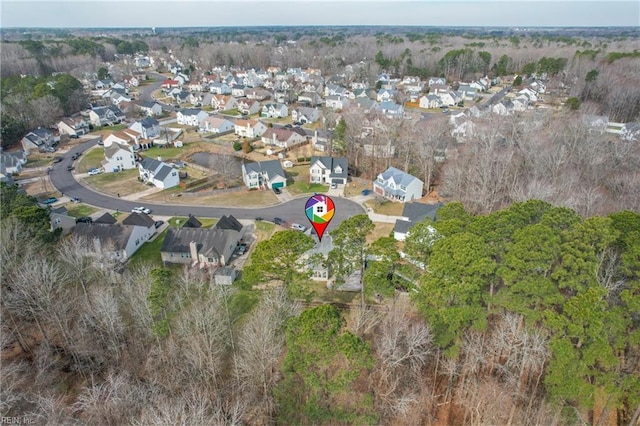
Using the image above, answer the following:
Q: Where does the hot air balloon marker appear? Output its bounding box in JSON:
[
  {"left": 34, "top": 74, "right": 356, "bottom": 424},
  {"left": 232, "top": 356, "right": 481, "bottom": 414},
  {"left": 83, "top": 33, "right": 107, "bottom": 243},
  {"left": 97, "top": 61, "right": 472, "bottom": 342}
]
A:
[{"left": 305, "top": 194, "right": 335, "bottom": 241}]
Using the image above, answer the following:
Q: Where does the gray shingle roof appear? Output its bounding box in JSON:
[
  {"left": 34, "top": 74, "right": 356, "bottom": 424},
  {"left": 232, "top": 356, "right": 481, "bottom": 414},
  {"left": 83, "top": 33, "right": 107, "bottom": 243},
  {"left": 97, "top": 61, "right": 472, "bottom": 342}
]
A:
[
  {"left": 160, "top": 227, "right": 239, "bottom": 259},
  {"left": 73, "top": 223, "right": 133, "bottom": 251},
  {"left": 94, "top": 212, "right": 117, "bottom": 224},
  {"left": 122, "top": 212, "right": 155, "bottom": 227},
  {"left": 216, "top": 215, "right": 243, "bottom": 232},
  {"left": 243, "top": 159, "right": 285, "bottom": 180},
  {"left": 182, "top": 216, "right": 202, "bottom": 228}
]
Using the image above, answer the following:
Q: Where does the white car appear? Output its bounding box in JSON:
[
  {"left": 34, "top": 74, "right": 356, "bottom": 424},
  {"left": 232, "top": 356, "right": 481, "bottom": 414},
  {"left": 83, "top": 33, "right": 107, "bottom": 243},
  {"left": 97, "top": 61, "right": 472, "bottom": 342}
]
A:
[
  {"left": 87, "top": 168, "right": 101, "bottom": 176},
  {"left": 291, "top": 223, "right": 307, "bottom": 232},
  {"left": 131, "top": 206, "right": 152, "bottom": 214},
  {"left": 330, "top": 182, "right": 338, "bottom": 189}
]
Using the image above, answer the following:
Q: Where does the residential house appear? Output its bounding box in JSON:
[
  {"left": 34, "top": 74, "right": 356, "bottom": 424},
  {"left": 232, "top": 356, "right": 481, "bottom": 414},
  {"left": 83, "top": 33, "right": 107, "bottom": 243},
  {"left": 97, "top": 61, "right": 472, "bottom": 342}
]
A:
[
  {"left": 419, "top": 94, "right": 442, "bottom": 109},
  {"left": 306, "top": 129, "right": 330, "bottom": 152},
  {"left": 231, "top": 85, "right": 247, "bottom": 98},
  {"left": 49, "top": 206, "right": 76, "bottom": 235},
  {"left": 291, "top": 107, "right": 321, "bottom": 124},
  {"left": 122, "top": 212, "right": 156, "bottom": 242},
  {"left": 305, "top": 234, "right": 334, "bottom": 281},
  {"left": 451, "top": 116, "right": 476, "bottom": 142},
  {"left": 237, "top": 99, "right": 261, "bottom": 115},
  {"left": 57, "top": 117, "right": 90, "bottom": 137},
  {"left": 246, "top": 88, "right": 271, "bottom": 101},
  {"left": 214, "top": 267, "right": 237, "bottom": 285},
  {"left": 309, "top": 156, "right": 348, "bottom": 185},
  {"left": 378, "top": 101, "right": 404, "bottom": 118},
  {"left": 325, "top": 95, "right": 349, "bottom": 110},
  {"left": 102, "top": 142, "right": 136, "bottom": 172},
  {"left": 177, "top": 109, "right": 209, "bottom": 126},
  {"left": 161, "top": 79, "right": 180, "bottom": 91},
  {"left": 261, "top": 127, "right": 307, "bottom": 149},
  {"left": 377, "top": 88, "right": 396, "bottom": 103},
  {"left": 182, "top": 215, "right": 202, "bottom": 228},
  {"left": 0, "top": 149, "right": 27, "bottom": 174},
  {"left": 160, "top": 215, "right": 246, "bottom": 267},
  {"left": 297, "top": 91, "right": 323, "bottom": 107},
  {"left": 199, "top": 116, "right": 235, "bottom": 134},
  {"left": 457, "top": 85, "right": 478, "bottom": 101},
  {"left": 518, "top": 88, "right": 539, "bottom": 102},
  {"left": 620, "top": 122, "right": 640, "bottom": 142},
  {"left": 354, "top": 98, "right": 379, "bottom": 113},
  {"left": 103, "top": 129, "right": 148, "bottom": 151},
  {"left": 139, "top": 101, "right": 164, "bottom": 117},
  {"left": 435, "top": 90, "right": 462, "bottom": 107},
  {"left": 72, "top": 222, "right": 149, "bottom": 262},
  {"left": 89, "top": 106, "right": 125, "bottom": 127},
  {"left": 261, "top": 103, "right": 288, "bottom": 118},
  {"left": 174, "top": 73, "right": 190, "bottom": 86},
  {"left": 122, "top": 75, "right": 140, "bottom": 88},
  {"left": 241, "top": 159, "right": 286, "bottom": 190},
  {"left": 393, "top": 202, "right": 443, "bottom": 241},
  {"left": 94, "top": 212, "right": 118, "bottom": 225},
  {"left": 173, "top": 90, "right": 190, "bottom": 104},
  {"left": 582, "top": 114, "right": 609, "bottom": 134},
  {"left": 138, "top": 157, "right": 180, "bottom": 189},
  {"left": 211, "top": 94, "right": 238, "bottom": 112},
  {"left": 21, "top": 128, "right": 58, "bottom": 153},
  {"left": 373, "top": 166, "right": 424, "bottom": 203},
  {"left": 234, "top": 119, "right": 268, "bottom": 138},
  {"left": 209, "top": 82, "right": 232, "bottom": 95},
  {"left": 129, "top": 118, "right": 160, "bottom": 139},
  {"left": 428, "top": 77, "right": 447, "bottom": 87}
]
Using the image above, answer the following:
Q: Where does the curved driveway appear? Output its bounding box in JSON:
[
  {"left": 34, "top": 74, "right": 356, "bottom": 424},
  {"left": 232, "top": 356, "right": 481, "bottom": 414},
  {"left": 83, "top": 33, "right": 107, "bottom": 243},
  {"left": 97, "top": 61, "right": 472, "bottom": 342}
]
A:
[{"left": 50, "top": 138, "right": 364, "bottom": 232}]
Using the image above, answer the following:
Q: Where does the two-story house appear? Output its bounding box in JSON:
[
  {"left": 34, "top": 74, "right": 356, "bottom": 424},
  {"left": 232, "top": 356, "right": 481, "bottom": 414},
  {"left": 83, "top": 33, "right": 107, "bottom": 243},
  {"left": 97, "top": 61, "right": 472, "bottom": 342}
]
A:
[
  {"left": 261, "top": 127, "right": 307, "bottom": 149},
  {"left": 234, "top": 119, "right": 268, "bottom": 138},
  {"left": 89, "top": 105, "right": 126, "bottom": 127},
  {"left": 261, "top": 103, "right": 288, "bottom": 118},
  {"left": 309, "top": 156, "right": 348, "bottom": 186},
  {"left": 21, "top": 128, "right": 58, "bottom": 153},
  {"left": 176, "top": 109, "right": 209, "bottom": 126},
  {"left": 373, "top": 166, "right": 424, "bottom": 203},
  {"left": 102, "top": 142, "right": 136, "bottom": 172},
  {"left": 291, "top": 107, "right": 321, "bottom": 124},
  {"left": 128, "top": 118, "right": 160, "bottom": 139},
  {"left": 57, "top": 117, "right": 90, "bottom": 137},
  {"left": 241, "top": 159, "right": 286, "bottom": 190},
  {"left": 138, "top": 157, "right": 180, "bottom": 189}
]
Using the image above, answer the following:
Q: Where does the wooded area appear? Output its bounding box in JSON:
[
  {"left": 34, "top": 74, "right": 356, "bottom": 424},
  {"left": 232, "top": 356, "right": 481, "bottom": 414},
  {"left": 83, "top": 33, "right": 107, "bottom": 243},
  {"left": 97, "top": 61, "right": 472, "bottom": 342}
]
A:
[{"left": 1, "top": 185, "right": 638, "bottom": 424}]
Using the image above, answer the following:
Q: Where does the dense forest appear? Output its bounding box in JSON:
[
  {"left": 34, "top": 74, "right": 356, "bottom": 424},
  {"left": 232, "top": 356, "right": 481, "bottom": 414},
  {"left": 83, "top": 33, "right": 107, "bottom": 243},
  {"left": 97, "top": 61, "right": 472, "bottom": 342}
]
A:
[{"left": 1, "top": 183, "right": 639, "bottom": 424}]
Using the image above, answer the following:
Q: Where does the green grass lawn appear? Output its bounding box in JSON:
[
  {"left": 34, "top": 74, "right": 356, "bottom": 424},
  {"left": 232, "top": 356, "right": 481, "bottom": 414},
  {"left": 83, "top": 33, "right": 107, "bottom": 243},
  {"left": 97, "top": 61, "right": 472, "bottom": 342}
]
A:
[
  {"left": 77, "top": 146, "right": 105, "bottom": 172},
  {"left": 287, "top": 181, "right": 328, "bottom": 195},
  {"left": 365, "top": 198, "right": 405, "bottom": 216},
  {"left": 129, "top": 230, "right": 166, "bottom": 267},
  {"left": 65, "top": 203, "right": 98, "bottom": 218},
  {"left": 168, "top": 217, "right": 218, "bottom": 228},
  {"left": 142, "top": 145, "right": 191, "bottom": 160},
  {"left": 23, "top": 158, "right": 52, "bottom": 169}
]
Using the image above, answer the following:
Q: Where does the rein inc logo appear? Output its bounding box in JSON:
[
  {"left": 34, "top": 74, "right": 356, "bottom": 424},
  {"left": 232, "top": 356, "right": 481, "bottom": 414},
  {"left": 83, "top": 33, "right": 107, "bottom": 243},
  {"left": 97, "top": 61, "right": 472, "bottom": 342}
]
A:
[
  {"left": 1, "top": 417, "right": 35, "bottom": 424},
  {"left": 305, "top": 194, "right": 335, "bottom": 241}
]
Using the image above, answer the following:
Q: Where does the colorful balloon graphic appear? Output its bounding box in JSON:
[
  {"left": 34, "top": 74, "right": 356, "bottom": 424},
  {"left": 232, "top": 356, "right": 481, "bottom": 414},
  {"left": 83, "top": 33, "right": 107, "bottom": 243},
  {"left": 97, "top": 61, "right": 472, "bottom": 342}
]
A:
[{"left": 305, "top": 194, "right": 335, "bottom": 241}]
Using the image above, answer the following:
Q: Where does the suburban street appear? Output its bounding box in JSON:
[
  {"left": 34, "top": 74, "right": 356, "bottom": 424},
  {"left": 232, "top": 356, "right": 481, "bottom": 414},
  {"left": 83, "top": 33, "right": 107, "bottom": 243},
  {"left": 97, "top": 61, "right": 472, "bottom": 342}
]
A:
[{"left": 49, "top": 138, "right": 365, "bottom": 232}]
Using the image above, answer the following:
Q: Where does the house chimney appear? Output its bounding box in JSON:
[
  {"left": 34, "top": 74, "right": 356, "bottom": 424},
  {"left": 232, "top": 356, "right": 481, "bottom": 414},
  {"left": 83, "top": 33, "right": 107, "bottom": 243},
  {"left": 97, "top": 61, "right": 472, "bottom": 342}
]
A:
[{"left": 189, "top": 241, "right": 198, "bottom": 261}]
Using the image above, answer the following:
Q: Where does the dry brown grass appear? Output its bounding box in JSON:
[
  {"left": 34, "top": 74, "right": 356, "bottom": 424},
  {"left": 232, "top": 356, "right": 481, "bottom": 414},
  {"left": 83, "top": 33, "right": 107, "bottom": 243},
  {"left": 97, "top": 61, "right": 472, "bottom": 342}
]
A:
[
  {"left": 81, "top": 169, "right": 148, "bottom": 196},
  {"left": 366, "top": 222, "right": 395, "bottom": 244},
  {"left": 141, "top": 187, "right": 278, "bottom": 207},
  {"left": 365, "top": 198, "right": 405, "bottom": 216}
]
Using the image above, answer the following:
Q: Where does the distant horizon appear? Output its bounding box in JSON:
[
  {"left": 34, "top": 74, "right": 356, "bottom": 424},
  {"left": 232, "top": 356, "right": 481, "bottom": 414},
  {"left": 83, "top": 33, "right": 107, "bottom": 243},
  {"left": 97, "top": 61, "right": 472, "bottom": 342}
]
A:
[{"left": 2, "top": 1, "right": 639, "bottom": 28}]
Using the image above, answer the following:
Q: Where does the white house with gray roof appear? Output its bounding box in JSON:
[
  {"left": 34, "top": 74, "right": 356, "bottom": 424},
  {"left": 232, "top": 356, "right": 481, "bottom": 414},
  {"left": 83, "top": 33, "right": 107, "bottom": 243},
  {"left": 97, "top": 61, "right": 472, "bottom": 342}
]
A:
[
  {"left": 138, "top": 157, "right": 179, "bottom": 189},
  {"left": 102, "top": 142, "right": 136, "bottom": 172},
  {"left": 373, "top": 166, "right": 423, "bottom": 203},
  {"left": 176, "top": 108, "right": 209, "bottom": 126},
  {"left": 241, "top": 159, "right": 286, "bottom": 190},
  {"left": 309, "top": 156, "right": 348, "bottom": 185}
]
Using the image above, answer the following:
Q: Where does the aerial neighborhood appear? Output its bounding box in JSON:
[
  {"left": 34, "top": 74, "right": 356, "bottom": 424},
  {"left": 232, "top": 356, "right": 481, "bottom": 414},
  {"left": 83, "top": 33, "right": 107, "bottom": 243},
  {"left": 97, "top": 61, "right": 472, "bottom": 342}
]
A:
[{"left": 1, "top": 24, "right": 639, "bottom": 426}]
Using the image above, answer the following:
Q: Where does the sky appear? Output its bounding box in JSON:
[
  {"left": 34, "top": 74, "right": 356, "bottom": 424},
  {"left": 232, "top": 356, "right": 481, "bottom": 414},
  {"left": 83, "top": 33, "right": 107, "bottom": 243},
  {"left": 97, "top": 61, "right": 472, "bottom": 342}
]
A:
[{"left": 1, "top": 0, "right": 639, "bottom": 28}]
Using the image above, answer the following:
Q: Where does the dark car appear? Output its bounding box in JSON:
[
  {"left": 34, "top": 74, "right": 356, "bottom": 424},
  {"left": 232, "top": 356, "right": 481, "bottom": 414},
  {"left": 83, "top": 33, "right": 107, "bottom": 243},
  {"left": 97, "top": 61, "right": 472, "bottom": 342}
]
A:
[
  {"left": 70, "top": 134, "right": 79, "bottom": 139},
  {"left": 273, "top": 217, "right": 284, "bottom": 225},
  {"left": 273, "top": 187, "right": 282, "bottom": 195},
  {"left": 255, "top": 217, "right": 263, "bottom": 221},
  {"left": 52, "top": 157, "right": 63, "bottom": 163},
  {"left": 41, "top": 197, "right": 58, "bottom": 205},
  {"left": 154, "top": 220, "right": 164, "bottom": 229},
  {"left": 237, "top": 243, "right": 248, "bottom": 255},
  {"left": 75, "top": 216, "right": 93, "bottom": 224},
  {"left": 66, "top": 165, "right": 74, "bottom": 171},
  {"left": 71, "top": 153, "right": 80, "bottom": 160}
]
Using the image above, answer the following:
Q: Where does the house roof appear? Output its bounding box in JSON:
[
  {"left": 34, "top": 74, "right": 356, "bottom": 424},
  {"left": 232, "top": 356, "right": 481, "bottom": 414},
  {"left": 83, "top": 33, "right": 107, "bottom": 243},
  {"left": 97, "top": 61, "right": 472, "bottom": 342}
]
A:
[
  {"left": 378, "top": 167, "right": 422, "bottom": 194},
  {"left": 310, "top": 156, "right": 348, "bottom": 179},
  {"left": 73, "top": 223, "right": 133, "bottom": 252},
  {"left": 104, "top": 142, "right": 130, "bottom": 158},
  {"left": 94, "top": 212, "right": 117, "bottom": 224},
  {"left": 243, "top": 159, "right": 285, "bottom": 180},
  {"left": 160, "top": 227, "right": 239, "bottom": 259},
  {"left": 216, "top": 215, "right": 243, "bottom": 232},
  {"left": 182, "top": 215, "right": 202, "bottom": 228},
  {"left": 393, "top": 202, "right": 443, "bottom": 235},
  {"left": 155, "top": 164, "right": 174, "bottom": 181},
  {"left": 179, "top": 108, "right": 205, "bottom": 116},
  {"left": 122, "top": 212, "right": 155, "bottom": 227}
]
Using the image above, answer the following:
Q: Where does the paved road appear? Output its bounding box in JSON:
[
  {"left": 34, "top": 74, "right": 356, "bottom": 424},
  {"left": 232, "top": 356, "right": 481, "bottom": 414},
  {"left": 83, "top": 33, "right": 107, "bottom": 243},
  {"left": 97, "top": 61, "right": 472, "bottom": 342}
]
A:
[{"left": 49, "top": 138, "right": 364, "bottom": 233}]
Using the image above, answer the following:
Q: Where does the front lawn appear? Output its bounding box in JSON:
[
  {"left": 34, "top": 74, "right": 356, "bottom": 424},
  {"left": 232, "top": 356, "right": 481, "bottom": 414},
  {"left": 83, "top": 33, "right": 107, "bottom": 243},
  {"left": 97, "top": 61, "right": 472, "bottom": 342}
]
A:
[
  {"left": 168, "top": 217, "right": 218, "bottom": 228},
  {"left": 76, "top": 147, "right": 105, "bottom": 172},
  {"left": 83, "top": 168, "right": 148, "bottom": 196},
  {"left": 365, "top": 198, "right": 405, "bottom": 216},
  {"left": 65, "top": 203, "right": 98, "bottom": 218},
  {"left": 287, "top": 182, "right": 328, "bottom": 195}
]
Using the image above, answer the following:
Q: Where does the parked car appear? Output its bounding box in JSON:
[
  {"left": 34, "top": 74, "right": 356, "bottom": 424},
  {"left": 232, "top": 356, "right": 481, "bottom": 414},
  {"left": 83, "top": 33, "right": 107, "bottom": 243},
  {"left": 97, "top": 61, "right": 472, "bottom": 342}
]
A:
[
  {"left": 69, "top": 134, "right": 79, "bottom": 139},
  {"left": 132, "top": 206, "right": 152, "bottom": 214},
  {"left": 88, "top": 168, "right": 101, "bottom": 176},
  {"left": 52, "top": 157, "right": 63, "bottom": 163},
  {"left": 41, "top": 197, "right": 58, "bottom": 205},
  {"left": 237, "top": 243, "right": 248, "bottom": 255},
  {"left": 154, "top": 220, "right": 164, "bottom": 229},
  {"left": 291, "top": 223, "right": 307, "bottom": 232},
  {"left": 71, "top": 153, "right": 80, "bottom": 160},
  {"left": 273, "top": 187, "right": 282, "bottom": 195},
  {"left": 67, "top": 165, "right": 74, "bottom": 171},
  {"left": 330, "top": 182, "right": 338, "bottom": 189},
  {"left": 272, "top": 217, "right": 284, "bottom": 225},
  {"left": 255, "top": 217, "right": 263, "bottom": 221},
  {"left": 75, "top": 216, "right": 93, "bottom": 224}
]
